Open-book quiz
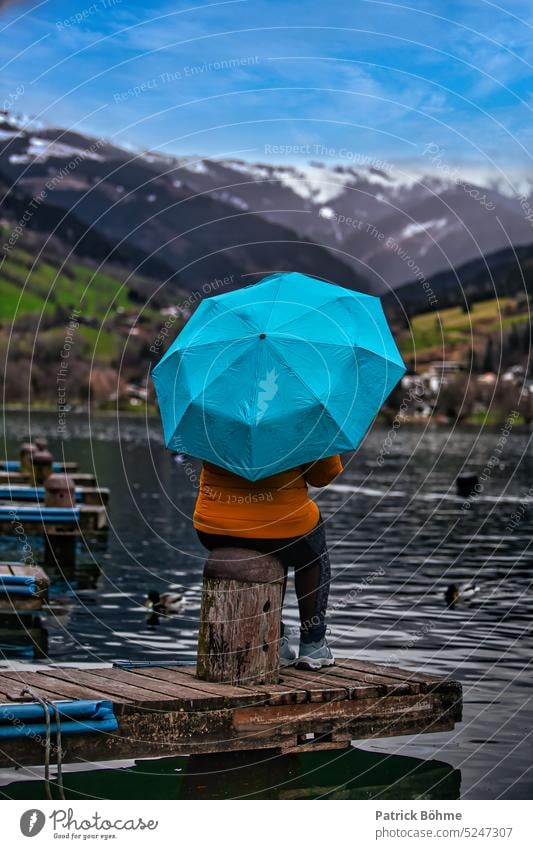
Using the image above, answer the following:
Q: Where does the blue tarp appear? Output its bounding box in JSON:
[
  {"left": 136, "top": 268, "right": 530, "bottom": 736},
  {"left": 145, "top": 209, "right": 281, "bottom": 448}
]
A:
[
  {"left": 0, "top": 575, "right": 37, "bottom": 597},
  {"left": 1, "top": 461, "right": 66, "bottom": 472},
  {"left": 0, "top": 644, "right": 35, "bottom": 658},
  {"left": 0, "top": 699, "right": 119, "bottom": 738},
  {"left": 0, "top": 487, "right": 82, "bottom": 503},
  {"left": 0, "top": 506, "right": 80, "bottom": 523}
]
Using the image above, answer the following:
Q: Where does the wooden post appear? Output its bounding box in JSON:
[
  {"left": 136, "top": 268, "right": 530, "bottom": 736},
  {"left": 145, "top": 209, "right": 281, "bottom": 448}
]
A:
[
  {"left": 19, "top": 442, "right": 37, "bottom": 474},
  {"left": 44, "top": 474, "right": 76, "bottom": 508},
  {"left": 31, "top": 449, "right": 53, "bottom": 485},
  {"left": 197, "top": 547, "right": 284, "bottom": 686},
  {"left": 43, "top": 473, "right": 77, "bottom": 570}
]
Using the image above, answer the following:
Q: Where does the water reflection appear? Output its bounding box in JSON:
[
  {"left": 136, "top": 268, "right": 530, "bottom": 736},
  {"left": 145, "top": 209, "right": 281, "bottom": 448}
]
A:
[
  {"left": 1, "top": 413, "right": 532, "bottom": 799},
  {"left": 1, "top": 747, "right": 461, "bottom": 801}
]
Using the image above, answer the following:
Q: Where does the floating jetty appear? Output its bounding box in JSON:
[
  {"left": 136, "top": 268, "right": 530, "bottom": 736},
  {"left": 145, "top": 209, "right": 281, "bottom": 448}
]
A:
[
  {"left": 0, "top": 444, "right": 94, "bottom": 486},
  {"left": 0, "top": 471, "right": 97, "bottom": 486},
  {"left": 0, "top": 442, "right": 109, "bottom": 574},
  {"left": 0, "top": 484, "right": 109, "bottom": 506},
  {"left": 0, "top": 460, "right": 78, "bottom": 473},
  {"left": 0, "top": 469, "right": 462, "bottom": 779},
  {"left": 0, "top": 659, "right": 462, "bottom": 767},
  {"left": 0, "top": 503, "right": 107, "bottom": 534}
]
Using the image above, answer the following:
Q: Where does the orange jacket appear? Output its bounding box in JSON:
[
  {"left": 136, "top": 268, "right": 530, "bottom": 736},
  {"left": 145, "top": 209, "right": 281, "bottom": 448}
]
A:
[{"left": 193, "top": 455, "right": 343, "bottom": 539}]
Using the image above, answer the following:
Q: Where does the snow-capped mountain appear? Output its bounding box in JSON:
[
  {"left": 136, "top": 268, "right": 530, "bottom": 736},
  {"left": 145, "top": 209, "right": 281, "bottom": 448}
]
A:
[
  {"left": 1, "top": 112, "right": 532, "bottom": 294},
  {"left": 171, "top": 156, "right": 533, "bottom": 290},
  {"left": 0, "top": 115, "right": 367, "bottom": 294}
]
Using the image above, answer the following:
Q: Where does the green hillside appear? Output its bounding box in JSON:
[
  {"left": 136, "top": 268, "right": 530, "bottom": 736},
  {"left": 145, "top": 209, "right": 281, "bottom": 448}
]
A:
[
  {"left": 397, "top": 296, "right": 530, "bottom": 367},
  {"left": 0, "top": 229, "right": 187, "bottom": 407}
]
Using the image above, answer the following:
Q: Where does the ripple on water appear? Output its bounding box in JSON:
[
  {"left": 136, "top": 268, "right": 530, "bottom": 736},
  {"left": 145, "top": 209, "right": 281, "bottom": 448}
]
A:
[{"left": 1, "top": 416, "right": 532, "bottom": 798}]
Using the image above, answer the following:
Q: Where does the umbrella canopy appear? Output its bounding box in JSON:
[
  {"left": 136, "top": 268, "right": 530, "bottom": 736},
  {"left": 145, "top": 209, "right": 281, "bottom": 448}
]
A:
[{"left": 152, "top": 272, "right": 405, "bottom": 480}]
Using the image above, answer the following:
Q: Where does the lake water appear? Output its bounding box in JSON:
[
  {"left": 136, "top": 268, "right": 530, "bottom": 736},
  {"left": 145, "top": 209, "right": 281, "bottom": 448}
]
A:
[{"left": 1, "top": 412, "right": 532, "bottom": 800}]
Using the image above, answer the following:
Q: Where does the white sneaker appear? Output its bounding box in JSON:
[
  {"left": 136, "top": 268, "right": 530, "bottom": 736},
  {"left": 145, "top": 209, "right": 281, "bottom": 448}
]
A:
[
  {"left": 280, "top": 634, "right": 297, "bottom": 667},
  {"left": 296, "top": 636, "right": 335, "bottom": 671}
]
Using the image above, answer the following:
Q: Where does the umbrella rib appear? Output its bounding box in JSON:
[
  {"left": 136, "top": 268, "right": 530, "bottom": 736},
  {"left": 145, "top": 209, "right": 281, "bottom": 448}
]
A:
[
  {"left": 167, "top": 339, "right": 256, "bottom": 446},
  {"left": 261, "top": 273, "right": 284, "bottom": 332},
  {"left": 173, "top": 335, "right": 256, "bottom": 353},
  {"left": 268, "top": 292, "right": 388, "bottom": 344},
  {"left": 265, "top": 291, "right": 350, "bottom": 336},
  {"left": 215, "top": 298, "right": 259, "bottom": 335},
  {"left": 274, "top": 336, "right": 405, "bottom": 375}
]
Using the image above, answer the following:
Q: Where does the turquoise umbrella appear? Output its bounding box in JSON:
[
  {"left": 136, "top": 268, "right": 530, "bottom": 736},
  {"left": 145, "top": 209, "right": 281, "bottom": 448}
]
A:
[{"left": 152, "top": 272, "right": 405, "bottom": 481}]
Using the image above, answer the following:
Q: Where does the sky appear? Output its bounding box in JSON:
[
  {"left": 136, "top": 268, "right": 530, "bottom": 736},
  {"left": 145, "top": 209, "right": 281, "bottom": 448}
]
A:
[{"left": 1, "top": 0, "right": 533, "bottom": 174}]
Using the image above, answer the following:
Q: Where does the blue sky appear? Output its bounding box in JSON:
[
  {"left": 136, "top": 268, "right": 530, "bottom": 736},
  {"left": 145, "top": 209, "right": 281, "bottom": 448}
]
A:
[{"left": 1, "top": 0, "right": 533, "bottom": 171}]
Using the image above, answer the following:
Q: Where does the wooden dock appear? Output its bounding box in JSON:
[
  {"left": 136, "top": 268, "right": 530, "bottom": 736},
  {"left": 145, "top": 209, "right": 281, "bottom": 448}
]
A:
[
  {"left": 0, "top": 471, "right": 97, "bottom": 487},
  {"left": 0, "top": 503, "right": 108, "bottom": 534},
  {"left": 0, "top": 461, "right": 78, "bottom": 473},
  {"left": 0, "top": 660, "right": 462, "bottom": 767},
  {"left": 0, "top": 484, "right": 109, "bottom": 506},
  {"left": 0, "top": 562, "right": 49, "bottom": 611}
]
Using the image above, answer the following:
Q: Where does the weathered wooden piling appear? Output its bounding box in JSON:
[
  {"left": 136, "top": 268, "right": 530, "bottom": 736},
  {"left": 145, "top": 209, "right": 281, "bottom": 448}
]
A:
[
  {"left": 43, "top": 473, "right": 77, "bottom": 570},
  {"left": 19, "top": 442, "right": 37, "bottom": 474},
  {"left": 31, "top": 449, "right": 53, "bottom": 485},
  {"left": 44, "top": 474, "right": 76, "bottom": 508},
  {"left": 197, "top": 548, "right": 285, "bottom": 686}
]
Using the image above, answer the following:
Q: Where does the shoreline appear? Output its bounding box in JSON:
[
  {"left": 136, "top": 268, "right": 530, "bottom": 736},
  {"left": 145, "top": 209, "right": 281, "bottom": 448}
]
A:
[{"left": 2, "top": 406, "right": 530, "bottom": 429}]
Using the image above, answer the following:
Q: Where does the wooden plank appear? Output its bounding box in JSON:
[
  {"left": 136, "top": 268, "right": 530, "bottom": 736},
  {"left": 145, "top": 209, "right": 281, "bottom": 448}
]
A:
[
  {"left": 278, "top": 668, "right": 348, "bottom": 702},
  {"left": 0, "top": 674, "right": 39, "bottom": 701},
  {"left": 314, "top": 662, "right": 418, "bottom": 696},
  {"left": 127, "top": 666, "right": 268, "bottom": 708},
  {"left": 168, "top": 666, "right": 308, "bottom": 707},
  {"left": 236, "top": 680, "right": 308, "bottom": 706},
  {"left": 289, "top": 667, "right": 383, "bottom": 700},
  {"left": 336, "top": 659, "right": 458, "bottom": 693},
  {"left": 0, "top": 670, "right": 113, "bottom": 704},
  {"left": 232, "top": 692, "right": 446, "bottom": 733},
  {"left": 93, "top": 667, "right": 235, "bottom": 711},
  {"left": 79, "top": 505, "right": 108, "bottom": 531},
  {"left": 38, "top": 669, "right": 172, "bottom": 709},
  {"left": 79, "top": 487, "right": 110, "bottom": 506}
]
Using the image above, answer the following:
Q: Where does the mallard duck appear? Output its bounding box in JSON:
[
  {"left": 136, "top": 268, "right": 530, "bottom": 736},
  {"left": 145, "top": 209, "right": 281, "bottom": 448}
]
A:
[
  {"left": 445, "top": 581, "right": 479, "bottom": 607},
  {"left": 144, "top": 589, "right": 185, "bottom": 614}
]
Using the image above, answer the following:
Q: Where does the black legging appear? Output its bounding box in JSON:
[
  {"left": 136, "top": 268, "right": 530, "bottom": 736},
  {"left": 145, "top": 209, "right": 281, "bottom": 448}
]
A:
[{"left": 196, "top": 517, "right": 330, "bottom": 642}]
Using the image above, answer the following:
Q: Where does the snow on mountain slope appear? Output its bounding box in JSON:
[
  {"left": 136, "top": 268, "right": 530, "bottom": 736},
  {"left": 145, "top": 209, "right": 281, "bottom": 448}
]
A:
[
  {"left": 2, "top": 111, "right": 532, "bottom": 291},
  {"left": 175, "top": 156, "right": 533, "bottom": 288}
]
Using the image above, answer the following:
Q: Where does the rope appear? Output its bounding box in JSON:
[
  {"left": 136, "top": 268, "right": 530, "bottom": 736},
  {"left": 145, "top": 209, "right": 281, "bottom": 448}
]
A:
[
  {"left": 22, "top": 689, "right": 65, "bottom": 800},
  {"left": 49, "top": 701, "right": 65, "bottom": 800},
  {"left": 22, "top": 689, "right": 52, "bottom": 800}
]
